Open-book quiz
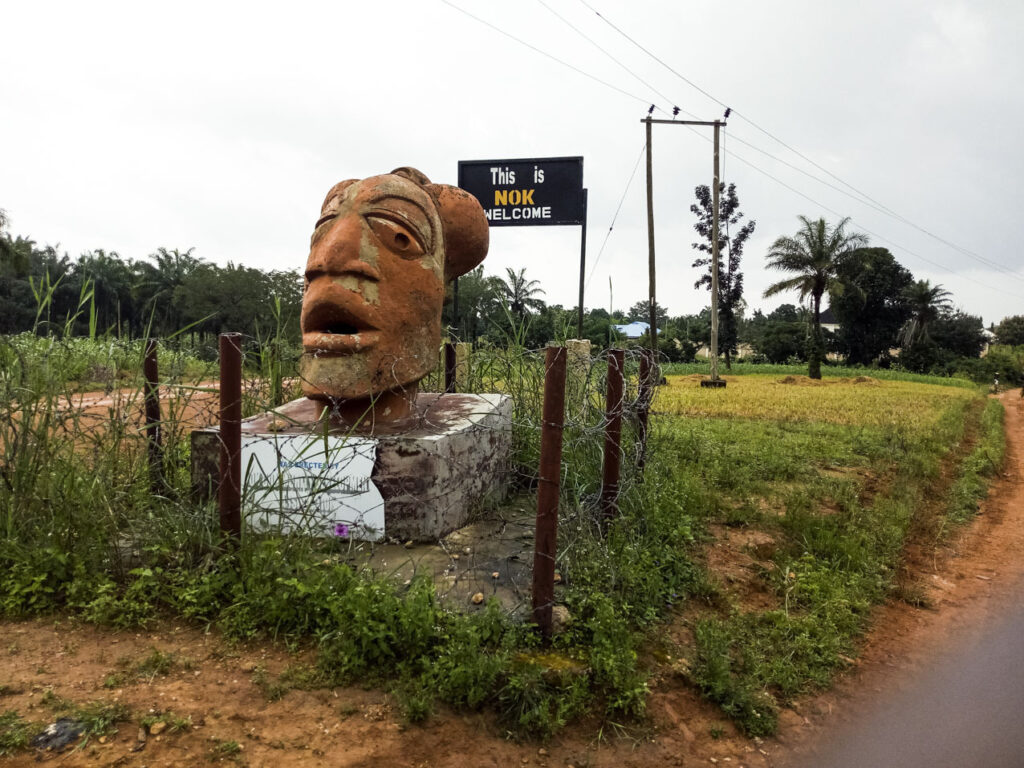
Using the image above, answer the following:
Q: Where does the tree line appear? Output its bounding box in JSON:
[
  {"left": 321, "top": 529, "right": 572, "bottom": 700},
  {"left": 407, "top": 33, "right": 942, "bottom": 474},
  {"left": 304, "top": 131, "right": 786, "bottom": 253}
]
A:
[
  {"left": 0, "top": 212, "right": 302, "bottom": 344},
  {"left": 3, "top": 203, "right": 1023, "bottom": 384}
]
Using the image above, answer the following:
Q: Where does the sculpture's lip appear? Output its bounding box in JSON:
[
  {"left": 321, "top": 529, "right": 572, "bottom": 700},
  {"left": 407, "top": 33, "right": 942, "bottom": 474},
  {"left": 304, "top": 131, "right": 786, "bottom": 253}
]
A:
[
  {"left": 302, "top": 329, "right": 381, "bottom": 354},
  {"left": 301, "top": 294, "right": 380, "bottom": 354}
]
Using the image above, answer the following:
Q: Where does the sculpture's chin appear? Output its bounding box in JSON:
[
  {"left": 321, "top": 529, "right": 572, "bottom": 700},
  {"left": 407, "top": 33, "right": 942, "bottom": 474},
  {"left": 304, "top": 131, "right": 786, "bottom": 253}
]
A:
[{"left": 298, "top": 349, "right": 427, "bottom": 404}]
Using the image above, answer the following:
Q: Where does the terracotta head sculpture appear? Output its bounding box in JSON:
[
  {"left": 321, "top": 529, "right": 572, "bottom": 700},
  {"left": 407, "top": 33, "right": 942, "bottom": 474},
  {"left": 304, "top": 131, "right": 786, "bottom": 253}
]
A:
[{"left": 299, "top": 167, "right": 489, "bottom": 422}]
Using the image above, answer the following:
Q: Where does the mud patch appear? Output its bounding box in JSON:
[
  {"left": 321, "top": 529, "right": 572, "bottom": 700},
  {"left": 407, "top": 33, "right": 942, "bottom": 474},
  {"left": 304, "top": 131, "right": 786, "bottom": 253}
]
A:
[{"left": 704, "top": 525, "right": 780, "bottom": 611}]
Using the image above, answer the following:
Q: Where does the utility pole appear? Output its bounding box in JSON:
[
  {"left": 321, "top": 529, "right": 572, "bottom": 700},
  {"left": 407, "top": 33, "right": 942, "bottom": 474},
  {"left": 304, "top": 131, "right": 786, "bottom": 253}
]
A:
[
  {"left": 577, "top": 188, "right": 589, "bottom": 340},
  {"left": 644, "top": 118, "right": 657, "bottom": 356},
  {"left": 708, "top": 121, "right": 724, "bottom": 386},
  {"left": 640, "top": 115, "right": 728, "bottom": 389}
]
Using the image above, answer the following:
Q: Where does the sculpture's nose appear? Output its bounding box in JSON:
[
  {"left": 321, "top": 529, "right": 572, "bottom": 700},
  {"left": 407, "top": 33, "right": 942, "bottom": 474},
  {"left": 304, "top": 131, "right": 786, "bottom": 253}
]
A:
[{"left": 305, "top": 216, "right": 382, "bottom": 284}]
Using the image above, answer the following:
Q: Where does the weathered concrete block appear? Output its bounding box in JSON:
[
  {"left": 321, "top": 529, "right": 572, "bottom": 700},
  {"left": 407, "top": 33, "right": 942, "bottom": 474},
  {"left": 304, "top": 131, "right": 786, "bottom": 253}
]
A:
[
  {"left": 566, "top": 338, "right": 592, "bottom": 378},
  {"left": 191, "top": 392, "right": 512, "bottom": 542}
]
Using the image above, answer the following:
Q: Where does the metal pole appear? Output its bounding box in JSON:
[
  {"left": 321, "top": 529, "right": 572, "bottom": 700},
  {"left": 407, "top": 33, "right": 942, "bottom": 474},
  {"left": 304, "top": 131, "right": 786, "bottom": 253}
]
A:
[
  {"left": 452, "top": 277, "right": 460, "bottom": 340},
  {"left": 644, "top": 118, "right": 658, "bottom": 356},
  {"left": 600, "top": 349, "right": 625, "bottom": 519},
  {"left": 710, "top": 122, "right": 721, "bottom": 383},
  {"left": 577, "top": 188, "right": 588, "bottom": 340},
  {"left": 219, "top": 332, "right": 243, "bottom": 542},
  {"left": 444, "top": 342, "right": 456, "bottom": 394},
  {"left": 532, "top": 345, "right": 567, "bottom": 637},
  {"left": 143, "top": 338, "right": 162, "bottom": 494}
]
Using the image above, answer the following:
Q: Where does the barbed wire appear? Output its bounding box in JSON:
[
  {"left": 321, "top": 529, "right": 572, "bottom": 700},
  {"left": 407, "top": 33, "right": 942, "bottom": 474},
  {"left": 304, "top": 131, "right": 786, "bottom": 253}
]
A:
[{"left": 0, "top": 332, "right": 660, "bottom": 621}]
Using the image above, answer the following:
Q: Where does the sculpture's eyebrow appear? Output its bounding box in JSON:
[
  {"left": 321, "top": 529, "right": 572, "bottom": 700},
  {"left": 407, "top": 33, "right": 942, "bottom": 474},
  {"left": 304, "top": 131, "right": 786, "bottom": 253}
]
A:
[{"left": 363, "top": 194, "right": 436, "bottom": 250}]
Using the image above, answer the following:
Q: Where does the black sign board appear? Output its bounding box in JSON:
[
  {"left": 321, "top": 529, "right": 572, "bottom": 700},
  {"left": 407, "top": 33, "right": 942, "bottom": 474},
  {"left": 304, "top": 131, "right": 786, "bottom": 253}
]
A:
[{"left": 458, "top": 156, "right": 584, "bottom": 226}]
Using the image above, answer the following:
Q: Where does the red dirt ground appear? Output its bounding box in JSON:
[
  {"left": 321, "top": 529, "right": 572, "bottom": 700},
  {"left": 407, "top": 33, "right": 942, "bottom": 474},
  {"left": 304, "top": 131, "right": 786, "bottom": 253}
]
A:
[{"left": 2, "top": 390, "right": 1023, "bottom": 767}]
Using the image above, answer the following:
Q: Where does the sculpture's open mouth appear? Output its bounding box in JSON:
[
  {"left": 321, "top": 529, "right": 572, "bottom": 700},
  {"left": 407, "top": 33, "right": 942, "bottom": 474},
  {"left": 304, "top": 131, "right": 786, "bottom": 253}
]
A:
[{"left": 301, "top": 298, "right": 380, "bottom": 354}]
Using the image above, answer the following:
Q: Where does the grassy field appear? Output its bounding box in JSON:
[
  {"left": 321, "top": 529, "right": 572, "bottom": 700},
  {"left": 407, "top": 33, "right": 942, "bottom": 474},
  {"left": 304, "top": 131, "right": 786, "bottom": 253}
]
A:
[
  {"left": 0, "top": 338, "right": 1006, "bottom": 750},
  {"left": 648, "top": 372, "right": 1000, "bottom": 733}
]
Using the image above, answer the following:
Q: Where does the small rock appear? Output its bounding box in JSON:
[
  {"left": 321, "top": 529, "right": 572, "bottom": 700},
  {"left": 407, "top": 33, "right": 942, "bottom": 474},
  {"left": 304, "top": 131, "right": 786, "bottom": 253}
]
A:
[
  {"left": 551, "top": 605, "right": 572, "bottom": 634},
  {"left": 149, "top": 721, "right": 167, "bottom": 736},
  {"left": 471, "top": 592, "right": 485, "bottom": 605}
]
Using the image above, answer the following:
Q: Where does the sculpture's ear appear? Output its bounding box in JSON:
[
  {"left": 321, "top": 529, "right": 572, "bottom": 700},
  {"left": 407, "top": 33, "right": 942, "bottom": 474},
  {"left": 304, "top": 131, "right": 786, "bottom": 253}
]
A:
[
  {"left": 319, "top": 179, "right": 359, "bottom": 218},
  {"left": 390, "top": 167, "right": 489, "bottom": 279},
  {"left": 428, "top": 184, "right": 490, "bottom": 281}
]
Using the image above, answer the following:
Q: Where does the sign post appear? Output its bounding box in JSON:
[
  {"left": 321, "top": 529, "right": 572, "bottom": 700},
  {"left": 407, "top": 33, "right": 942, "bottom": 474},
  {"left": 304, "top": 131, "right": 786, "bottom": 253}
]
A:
[{"left": 458, "top": 157, "right": 587, "bottom": 338}]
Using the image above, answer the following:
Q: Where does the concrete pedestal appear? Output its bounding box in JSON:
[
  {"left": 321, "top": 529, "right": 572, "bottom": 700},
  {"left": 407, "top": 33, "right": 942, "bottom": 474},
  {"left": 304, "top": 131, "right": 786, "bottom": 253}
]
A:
[{"left": 191, "top": 392, "right": 512, "bottom": 542}]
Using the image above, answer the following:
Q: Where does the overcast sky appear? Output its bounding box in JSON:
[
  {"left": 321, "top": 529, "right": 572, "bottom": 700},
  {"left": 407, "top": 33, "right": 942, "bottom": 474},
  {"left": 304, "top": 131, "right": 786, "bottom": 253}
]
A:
[{"left": 3, "top": 1, "right": 1023, "bottom": 325}]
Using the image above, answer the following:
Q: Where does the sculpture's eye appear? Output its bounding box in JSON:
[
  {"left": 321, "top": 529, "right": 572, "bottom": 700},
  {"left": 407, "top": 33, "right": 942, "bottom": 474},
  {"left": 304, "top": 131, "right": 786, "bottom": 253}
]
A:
[{"left": 366, "top": 214, "right": 425, "bottom": 259}]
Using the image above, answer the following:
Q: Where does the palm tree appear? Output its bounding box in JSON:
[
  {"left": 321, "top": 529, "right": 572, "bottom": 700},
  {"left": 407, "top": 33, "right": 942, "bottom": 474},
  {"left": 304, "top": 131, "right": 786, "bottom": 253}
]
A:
[
  {"left": 899, "top": 279, "right": 951, "bottom": 348},
  {"left": 133, "top": 247, "right": 200, "bottom": 336},
  {"left": 763, "top": 216, "right": 868, "bottom": 378},
  {"left": 497, "top": 267, "right": 545, "bottom": 321},
  {"left": 75, "top": 250, "right": 134, "bottom": 335},
  {"left": 447, "top": 266, "right": 501, "bottom": 341}
]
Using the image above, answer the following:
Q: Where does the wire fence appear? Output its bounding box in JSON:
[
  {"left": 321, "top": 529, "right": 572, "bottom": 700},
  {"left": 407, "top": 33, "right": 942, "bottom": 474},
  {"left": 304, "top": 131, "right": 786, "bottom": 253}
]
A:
[{"left": 0, "top": 331, "right": 657, "bottom": 631}]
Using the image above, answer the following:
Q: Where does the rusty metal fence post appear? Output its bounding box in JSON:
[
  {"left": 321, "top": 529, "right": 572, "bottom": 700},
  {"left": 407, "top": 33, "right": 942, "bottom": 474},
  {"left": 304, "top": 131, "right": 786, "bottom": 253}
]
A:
[
  {"left": 143, "top": 338, "right": 163, "bottom": 494},
  {"left": 532, "top": 346, "right": 567, "bottom": 637},
  {"left": 444, "top": 341, "right": 457, "bottom": 394},
  {"left": 600, "top": 349, "right": 625, "bottom": 519},
  {"left": 219, "top": 333, "right": 243, "bottom": 542},
  {"left": 636, "top": 349, "right": 653, "bottom": 472}
]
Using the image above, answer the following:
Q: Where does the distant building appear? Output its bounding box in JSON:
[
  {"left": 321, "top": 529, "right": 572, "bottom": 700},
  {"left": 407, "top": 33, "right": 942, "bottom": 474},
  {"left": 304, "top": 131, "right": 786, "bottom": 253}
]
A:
[
  {"left": 819, "top": 307, "right": 839, "bottom": 334},
  {"left": 612, "top": 321, "right": 649, "bottom": 339},
  {"left": 981, "top": 328, "right": 996, "bottom": 357}
]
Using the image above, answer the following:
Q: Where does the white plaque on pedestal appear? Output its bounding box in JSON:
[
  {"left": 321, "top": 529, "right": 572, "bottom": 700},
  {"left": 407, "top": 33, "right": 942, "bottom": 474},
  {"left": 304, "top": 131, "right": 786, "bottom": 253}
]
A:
[{"left": 240, "top": 433, "right": 385, "bottom": 541}]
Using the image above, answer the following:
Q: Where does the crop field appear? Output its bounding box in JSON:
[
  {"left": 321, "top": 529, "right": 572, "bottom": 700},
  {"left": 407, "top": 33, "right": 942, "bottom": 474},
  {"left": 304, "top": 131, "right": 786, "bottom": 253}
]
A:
[
  {"left": 0, "top": 336, "right": 1007, "bottom": 759},
  {"left": 660, "top": 373, "right": 975, "bottom": 429}
]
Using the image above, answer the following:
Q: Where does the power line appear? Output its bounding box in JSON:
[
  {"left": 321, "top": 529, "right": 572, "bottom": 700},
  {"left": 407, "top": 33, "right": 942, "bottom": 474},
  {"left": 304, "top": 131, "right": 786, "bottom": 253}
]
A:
[
  {"left": 439, "top": 0, "right": 666, "bottom": 112},
  {"left": 442, "top": 0, "right": 1024, "bottom": 300},
  {"left": 585, "top": 143, "right": 646, "bottom": 292},
  {"left": 535, "top": 0, "right": 693, "bottom": 120},
  {"left": 722, "top": 144, "right": 1024, "bottom": 301},
  {"left": 577, "top": 0, "right": 726, "bottom": 111},
  {"left": 726, "top": 132, "right": 1024, "bottom": 282},
  {"left": 575, "top": 0, "right": 1022, "bottom": 283}
]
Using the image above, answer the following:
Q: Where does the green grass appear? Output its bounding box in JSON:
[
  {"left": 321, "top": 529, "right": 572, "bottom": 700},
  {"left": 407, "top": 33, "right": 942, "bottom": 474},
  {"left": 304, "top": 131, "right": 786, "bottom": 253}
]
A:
[
  {"left": 673, "top": 385, "right": 984, "bottom": 734},
  {"left": 947, "top": 398, "right": 1006, "bottom": 524},
  {"left": 661, "top": 360, "right": 978, "bottom": 389},
  {"left": 0, "top": 710, "right": 36, "bottom": 756},
  {"left": 0, "top": 326, "right": 1004, "bottom": 741}
]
